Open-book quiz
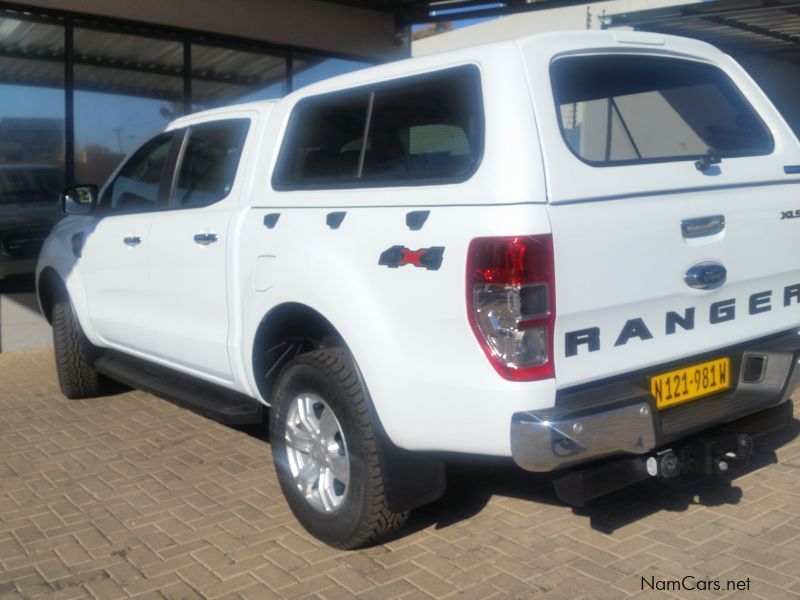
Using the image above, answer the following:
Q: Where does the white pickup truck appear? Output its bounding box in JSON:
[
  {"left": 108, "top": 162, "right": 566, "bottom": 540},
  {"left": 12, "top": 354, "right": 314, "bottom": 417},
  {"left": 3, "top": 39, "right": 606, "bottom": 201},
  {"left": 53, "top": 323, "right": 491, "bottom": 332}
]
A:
[{"left": 37, "top": 30, "right": 800, "bottom": 549}]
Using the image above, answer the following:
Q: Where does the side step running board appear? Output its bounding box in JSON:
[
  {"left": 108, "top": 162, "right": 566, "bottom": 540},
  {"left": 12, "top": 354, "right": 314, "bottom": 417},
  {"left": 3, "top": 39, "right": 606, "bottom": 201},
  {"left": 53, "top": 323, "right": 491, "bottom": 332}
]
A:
[{"left": 95, "top": 352, "right": 264, "bottom": 425}]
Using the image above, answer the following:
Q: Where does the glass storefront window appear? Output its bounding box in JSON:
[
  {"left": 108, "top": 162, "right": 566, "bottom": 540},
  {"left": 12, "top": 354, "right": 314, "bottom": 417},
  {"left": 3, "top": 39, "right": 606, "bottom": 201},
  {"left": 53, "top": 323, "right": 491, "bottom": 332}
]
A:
[
  {"left": 0, "top": 7, "right": 378, "bottom": 286},
  {"left": 192, "top": 44, "right": 286, "bottom": 109},
  {"left": 0, "top": 16, "right": 64, "bottom": 283},
  {"left": 292, "top": 55, "right": 372, "bottom": 90},
  {"left": 73, "top": 28, "right": 182, "bottom": 186},
  {"left": 0, "top": 20, "right": 375, "bottom": 205}
]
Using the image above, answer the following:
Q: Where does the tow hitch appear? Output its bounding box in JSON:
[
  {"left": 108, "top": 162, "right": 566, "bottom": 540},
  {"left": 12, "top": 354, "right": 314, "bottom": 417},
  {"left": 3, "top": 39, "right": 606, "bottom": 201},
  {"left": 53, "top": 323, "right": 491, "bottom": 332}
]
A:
[
  {"left": 677, "top": 433, "right": 753, "bottom": 475},
  {"left": 553, "top": 401, "right": 791, "bottom": 507},
  {"left": 645, "top": 432, "right": 754, "bottom": 479}
]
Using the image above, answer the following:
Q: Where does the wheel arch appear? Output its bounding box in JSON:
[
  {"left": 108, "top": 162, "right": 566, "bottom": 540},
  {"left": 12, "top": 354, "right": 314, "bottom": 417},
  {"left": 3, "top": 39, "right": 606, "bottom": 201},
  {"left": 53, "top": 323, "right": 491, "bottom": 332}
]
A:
[
  {"left": 251, "top": 301, "right": 343, "bottom": 403},
  {"left": 252, "top": 301, "right": 446, "bottom": 513},
  {"left": 37, "top": 266, "right": 66, "bottom": 324}
]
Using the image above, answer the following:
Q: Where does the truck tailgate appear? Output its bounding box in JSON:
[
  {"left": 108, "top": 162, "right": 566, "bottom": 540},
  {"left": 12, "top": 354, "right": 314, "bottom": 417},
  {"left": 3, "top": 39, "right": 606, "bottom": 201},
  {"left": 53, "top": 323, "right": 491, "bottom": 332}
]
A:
[
  {"left": 548, "top": 186, "right": 800, "bottom": 388},
  {"left": 518, "top": 32, "right": 800, "bottom": 388}
]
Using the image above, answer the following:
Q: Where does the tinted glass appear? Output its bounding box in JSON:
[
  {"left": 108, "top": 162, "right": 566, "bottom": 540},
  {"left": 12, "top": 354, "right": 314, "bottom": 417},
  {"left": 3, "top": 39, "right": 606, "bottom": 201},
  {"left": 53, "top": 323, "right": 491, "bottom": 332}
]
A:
[
  {"left": 105, "top": 133, "right": 174, "bottom": 212},
  {"left": 552, "top": 55, "right": 773, "bottom": 166},
  {"left": 273, "top": 66, "right": 483, "bottom": 189},
  {"left": 362, "top": 68, "right": 482, "bottom": 182},
  {"left": 191, "top": 45, "right": 286, "bottom": 109},
  {"left": 292, "top": 55, "right": 371, "bottom": 91},
  {"left": 0, "top": 15, "right": 65, "bottom": 280},
  {"left": 74, "top": 28, "right": 182, "bottom": 186},
  {"left": 173, "top": 120, "right": 250, "bottom": 208},
  {"left": 0, "top": 167, "right": 62, "bottom": 204},
  {"left": 276, "top": 93, "right": 369, "bottom": 186}
]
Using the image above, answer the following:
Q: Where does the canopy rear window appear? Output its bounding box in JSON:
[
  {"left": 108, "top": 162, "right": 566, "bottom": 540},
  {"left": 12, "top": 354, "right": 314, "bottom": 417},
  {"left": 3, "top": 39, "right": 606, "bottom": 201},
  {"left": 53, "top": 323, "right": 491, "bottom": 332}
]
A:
[
  {"left": 272, "top": 65, "right": 483, "bottom": 190},
  {"left": 551, "top": 54, "right": 773, "bottom": 166}
]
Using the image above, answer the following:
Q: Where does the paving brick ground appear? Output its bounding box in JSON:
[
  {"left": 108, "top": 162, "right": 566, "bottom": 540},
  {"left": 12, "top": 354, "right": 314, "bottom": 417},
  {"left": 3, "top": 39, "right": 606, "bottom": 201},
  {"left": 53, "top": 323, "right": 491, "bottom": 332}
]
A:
[{"left": 1, "top": 348, "right": 800, "bottom": 599}]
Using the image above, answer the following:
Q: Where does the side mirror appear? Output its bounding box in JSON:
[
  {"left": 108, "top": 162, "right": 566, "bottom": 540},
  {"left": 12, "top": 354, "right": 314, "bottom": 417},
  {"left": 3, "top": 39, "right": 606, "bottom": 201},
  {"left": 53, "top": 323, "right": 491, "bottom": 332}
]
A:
[{"left": 61, "top": 184, "right": 98, "bottom": 215}]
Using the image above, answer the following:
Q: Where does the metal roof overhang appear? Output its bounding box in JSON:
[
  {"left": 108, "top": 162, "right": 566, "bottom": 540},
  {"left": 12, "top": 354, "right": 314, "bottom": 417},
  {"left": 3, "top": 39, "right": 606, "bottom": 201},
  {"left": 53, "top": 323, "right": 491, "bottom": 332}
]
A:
[
  {"left": 0, "top": 10, "right": 299, "bottom": 104},
  {"left": 0, "top": 0, "right": 619, "bottom": 103},
  {"left": 607, "top": 0, "right": 800, "bottom": 61},
  {"left": 327, "top": 0, "right": 619, "bottom": 24}
]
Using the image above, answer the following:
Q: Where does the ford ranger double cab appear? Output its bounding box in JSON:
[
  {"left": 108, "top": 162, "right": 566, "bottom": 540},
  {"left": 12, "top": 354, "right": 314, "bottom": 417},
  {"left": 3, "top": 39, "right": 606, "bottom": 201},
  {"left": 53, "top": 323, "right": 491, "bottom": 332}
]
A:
[{"left": 37, "top": 31, "right": 800, "bottom": 549}]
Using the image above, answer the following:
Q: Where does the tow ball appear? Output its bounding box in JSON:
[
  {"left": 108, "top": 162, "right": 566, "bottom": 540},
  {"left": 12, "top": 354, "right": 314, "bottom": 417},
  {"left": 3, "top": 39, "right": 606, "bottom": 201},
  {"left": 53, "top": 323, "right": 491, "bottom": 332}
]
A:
[{"left": 647, "top": 433, "right": 754, "bottom": 478}]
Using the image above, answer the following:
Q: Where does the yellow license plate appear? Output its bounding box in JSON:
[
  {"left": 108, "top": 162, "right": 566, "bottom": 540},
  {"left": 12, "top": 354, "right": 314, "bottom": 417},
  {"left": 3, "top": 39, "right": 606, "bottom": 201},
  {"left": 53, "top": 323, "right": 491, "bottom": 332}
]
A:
[{"left": 650, "top": 357, "right": 731, "bottom": 410}]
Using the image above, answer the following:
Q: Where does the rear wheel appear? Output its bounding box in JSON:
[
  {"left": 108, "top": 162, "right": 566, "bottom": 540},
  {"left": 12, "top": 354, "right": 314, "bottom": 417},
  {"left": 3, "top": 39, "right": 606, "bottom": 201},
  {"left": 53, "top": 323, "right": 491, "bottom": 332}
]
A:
[
  {"left": 52, "top": 296, "right": 106, "bottom": 399},
  {"left": 270, "top": 348, "right": 408, "bottom": 549}
]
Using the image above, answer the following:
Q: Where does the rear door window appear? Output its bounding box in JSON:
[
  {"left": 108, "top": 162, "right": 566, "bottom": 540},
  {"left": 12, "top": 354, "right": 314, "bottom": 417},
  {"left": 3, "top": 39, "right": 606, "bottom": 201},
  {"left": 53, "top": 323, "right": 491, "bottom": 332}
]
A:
[
  {"left": 551, "top": 55, "right": 773, "bottom": 166},
  {"left": 172, "top": 119, "right": 250, "bottom": 208},
  {"left": 272, "top": 65, "right": 483, "bottom": 189}
]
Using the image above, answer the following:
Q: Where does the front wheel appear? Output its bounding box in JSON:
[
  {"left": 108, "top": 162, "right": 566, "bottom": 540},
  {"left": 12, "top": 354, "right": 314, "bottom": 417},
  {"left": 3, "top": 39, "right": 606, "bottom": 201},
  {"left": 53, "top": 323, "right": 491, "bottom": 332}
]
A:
[
  {"left": 51, "top": 296, "right": 107, "bottom": 399},
  {"left": 269, "top": 348, "right": 408, "bottom": 549}
]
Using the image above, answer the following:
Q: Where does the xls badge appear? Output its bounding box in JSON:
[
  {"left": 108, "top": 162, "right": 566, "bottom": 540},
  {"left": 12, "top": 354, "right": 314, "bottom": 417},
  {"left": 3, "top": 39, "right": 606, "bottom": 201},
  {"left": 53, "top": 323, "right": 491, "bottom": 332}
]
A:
[{"left": 781, "top": 209, "right": 800, "bottom": 220}]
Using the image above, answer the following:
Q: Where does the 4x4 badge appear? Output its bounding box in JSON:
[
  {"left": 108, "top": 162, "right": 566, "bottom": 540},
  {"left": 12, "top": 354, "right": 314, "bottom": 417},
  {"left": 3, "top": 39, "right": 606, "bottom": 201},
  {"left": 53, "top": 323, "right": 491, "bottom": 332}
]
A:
[{"left": 379, "top": 246, "right": 444, "bottom": 270}]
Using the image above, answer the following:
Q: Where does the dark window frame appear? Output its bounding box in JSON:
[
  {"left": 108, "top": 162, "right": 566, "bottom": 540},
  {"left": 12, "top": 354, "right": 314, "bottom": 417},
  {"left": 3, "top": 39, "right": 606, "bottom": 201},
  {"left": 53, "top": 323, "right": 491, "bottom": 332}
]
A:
[
  {"left": 550, "top": 53, "right": 775, "bottom": 168},
  {"left": 164, "top": 117, "right": 252, "bottom": 211},
  {"left": 271, "top": 64, "right": 485, "bottom": 191}
]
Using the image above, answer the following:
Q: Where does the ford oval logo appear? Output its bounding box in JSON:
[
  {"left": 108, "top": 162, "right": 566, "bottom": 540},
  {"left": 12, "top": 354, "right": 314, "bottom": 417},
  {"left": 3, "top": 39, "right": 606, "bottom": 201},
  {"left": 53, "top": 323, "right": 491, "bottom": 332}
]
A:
[{"left": 685, "top": 261, "right": 727, "bottom": 290}]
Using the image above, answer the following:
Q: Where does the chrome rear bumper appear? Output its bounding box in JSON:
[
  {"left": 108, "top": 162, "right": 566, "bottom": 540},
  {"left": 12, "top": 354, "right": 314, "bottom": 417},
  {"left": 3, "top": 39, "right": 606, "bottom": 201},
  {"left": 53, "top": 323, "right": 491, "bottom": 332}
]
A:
[
  {"left": 511, "top": 402, "right": 656, "bottom": 472},
  {"left": 512, "top": 331, "right": 800, "bottom": 472}
]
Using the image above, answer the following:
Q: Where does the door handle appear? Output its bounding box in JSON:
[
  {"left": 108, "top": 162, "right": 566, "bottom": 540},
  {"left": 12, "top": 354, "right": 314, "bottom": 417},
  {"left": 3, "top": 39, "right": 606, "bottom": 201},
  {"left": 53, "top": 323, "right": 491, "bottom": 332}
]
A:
[
  {"left": 681, "top": 215, "right": 725, "bottom": 239},
  {"left": 123, "top": 235, "right": 142, "bottom": 247},
  {"left": 193, "top": 232, "right": 219, "bottom": 245}
]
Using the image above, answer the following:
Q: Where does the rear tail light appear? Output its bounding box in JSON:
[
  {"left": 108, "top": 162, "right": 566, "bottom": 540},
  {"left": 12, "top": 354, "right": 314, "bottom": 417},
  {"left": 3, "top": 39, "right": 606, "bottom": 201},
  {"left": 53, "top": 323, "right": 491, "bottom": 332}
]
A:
[{"left": 466, "top": 235, "right": 555, "bottom": 381}]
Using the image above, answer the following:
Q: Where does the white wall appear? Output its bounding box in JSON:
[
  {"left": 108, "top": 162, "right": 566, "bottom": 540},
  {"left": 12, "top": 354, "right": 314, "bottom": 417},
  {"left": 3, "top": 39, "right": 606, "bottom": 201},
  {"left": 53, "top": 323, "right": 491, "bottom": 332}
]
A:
[
  {"left": 0, "top": 293, "right": 50, "bottom": 352},
  {"left": 413, "top": 0, "right": 698, "bottom": 56}
]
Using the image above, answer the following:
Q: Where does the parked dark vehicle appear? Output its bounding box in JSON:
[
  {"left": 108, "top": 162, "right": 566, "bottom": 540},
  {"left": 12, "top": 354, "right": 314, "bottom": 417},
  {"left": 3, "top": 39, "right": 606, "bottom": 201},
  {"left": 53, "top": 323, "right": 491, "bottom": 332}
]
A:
[{"left": 0, "top": 164, "right": 63, "bottom": 281}]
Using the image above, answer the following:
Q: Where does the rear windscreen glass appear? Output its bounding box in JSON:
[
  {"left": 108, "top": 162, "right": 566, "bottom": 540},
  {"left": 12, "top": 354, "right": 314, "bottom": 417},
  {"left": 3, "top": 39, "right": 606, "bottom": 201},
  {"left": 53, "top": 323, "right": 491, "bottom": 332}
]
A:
[{"left": 551, "top": 55, "right": 773, "bottom": 166}]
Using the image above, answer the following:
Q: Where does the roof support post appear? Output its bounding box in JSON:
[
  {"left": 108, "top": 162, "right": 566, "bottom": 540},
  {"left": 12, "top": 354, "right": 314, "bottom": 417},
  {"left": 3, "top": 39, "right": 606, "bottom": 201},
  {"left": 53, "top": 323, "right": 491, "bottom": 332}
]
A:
[
  {"left": 64, "top": 18, "right": 75, "bottom": 186},
  {"left": 183, "top": 35, "right": 192, "bottom": 114}
]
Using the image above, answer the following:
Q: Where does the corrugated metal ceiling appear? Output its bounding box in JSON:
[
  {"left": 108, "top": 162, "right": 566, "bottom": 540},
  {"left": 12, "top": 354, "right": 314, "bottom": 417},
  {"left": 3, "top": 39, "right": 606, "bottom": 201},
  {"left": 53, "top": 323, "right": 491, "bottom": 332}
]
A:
[
  {"left": 608, "top": 0, "right": 800, "bottom": 60},
  {"left": 0, "top": 14, "right": 290, "bottom": 103}
]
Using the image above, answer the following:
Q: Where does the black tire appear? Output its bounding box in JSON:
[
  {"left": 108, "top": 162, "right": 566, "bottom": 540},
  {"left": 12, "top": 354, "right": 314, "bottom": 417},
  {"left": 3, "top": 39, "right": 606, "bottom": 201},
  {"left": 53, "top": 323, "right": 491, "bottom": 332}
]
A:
[
  {"left": 52, "top": 296, "right": 106, "bottom": 399},
  {"left": 270, "top": 348, "right": 408, "bottom": 549}
]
